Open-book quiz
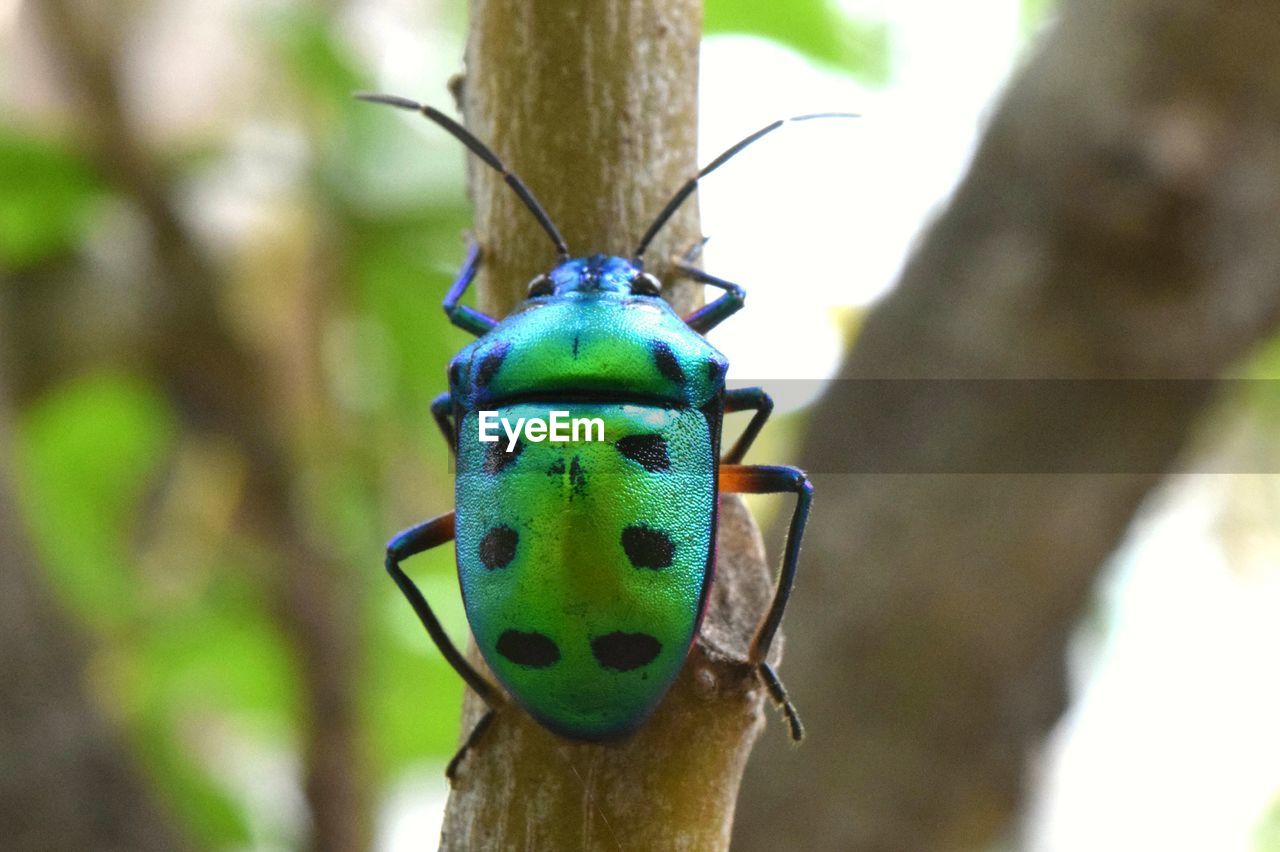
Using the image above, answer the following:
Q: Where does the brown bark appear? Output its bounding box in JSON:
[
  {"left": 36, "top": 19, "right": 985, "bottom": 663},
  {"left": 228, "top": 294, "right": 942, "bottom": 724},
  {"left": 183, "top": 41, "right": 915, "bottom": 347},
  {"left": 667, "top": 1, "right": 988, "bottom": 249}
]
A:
[
  {"left": 464, "top": 0, "right": 704, "bottom": 317},
  {"left": 736, "top": 0, "right": 1280, "bottom": 849},
  {"left": 440, "top": 1, "right": 786, "bottom": 848}
]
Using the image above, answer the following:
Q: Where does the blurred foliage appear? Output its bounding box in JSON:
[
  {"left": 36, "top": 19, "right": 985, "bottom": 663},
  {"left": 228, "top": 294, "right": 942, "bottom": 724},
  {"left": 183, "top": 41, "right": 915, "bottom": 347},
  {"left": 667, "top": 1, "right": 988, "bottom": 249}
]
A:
[
  {"left": 0, "top": 132, "right": 104, "bottom": 270},
  {"left": 2, "top": 6, "right": 471, "bottom": 848},
  {"left": 15, "top": 374, "right": 260, "bottom": 844},
  {"left": 16, "top": 373, "right": 174, "bottom": 628},
  {"left": 705, "top": 0, "right": 891, "bottom": 84}
]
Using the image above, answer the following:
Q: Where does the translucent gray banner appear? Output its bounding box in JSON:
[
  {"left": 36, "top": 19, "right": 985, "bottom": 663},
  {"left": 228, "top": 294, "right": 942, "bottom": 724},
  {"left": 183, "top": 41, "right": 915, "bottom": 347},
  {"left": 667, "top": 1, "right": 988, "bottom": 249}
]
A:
[{"left": 438, "top": 379, "right": 1275, "bottom": 474}]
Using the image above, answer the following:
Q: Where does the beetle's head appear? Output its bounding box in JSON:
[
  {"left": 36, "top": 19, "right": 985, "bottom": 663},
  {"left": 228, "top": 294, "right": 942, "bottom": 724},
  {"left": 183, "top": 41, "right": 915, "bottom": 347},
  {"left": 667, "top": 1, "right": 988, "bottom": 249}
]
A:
[
  {"left": 525, "top": 254, "right": 662, "bottom": 300},
  {"left": 447, "top": 249, "right": 726, "bottom": 409}
]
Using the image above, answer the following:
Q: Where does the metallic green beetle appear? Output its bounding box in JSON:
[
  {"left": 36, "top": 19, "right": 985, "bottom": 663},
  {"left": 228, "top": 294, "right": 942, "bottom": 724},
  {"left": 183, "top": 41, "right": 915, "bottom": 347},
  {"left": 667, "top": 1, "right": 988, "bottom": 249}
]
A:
[{"left": 364, "top": 93, "right": 824, "bottom": 779}]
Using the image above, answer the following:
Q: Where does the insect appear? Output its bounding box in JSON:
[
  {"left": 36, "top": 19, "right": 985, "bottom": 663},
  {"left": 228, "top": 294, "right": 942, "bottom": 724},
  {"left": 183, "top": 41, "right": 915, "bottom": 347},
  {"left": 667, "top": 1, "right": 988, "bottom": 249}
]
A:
[{"left": 362, "top": 92, "right": 839, "bottom": 779}]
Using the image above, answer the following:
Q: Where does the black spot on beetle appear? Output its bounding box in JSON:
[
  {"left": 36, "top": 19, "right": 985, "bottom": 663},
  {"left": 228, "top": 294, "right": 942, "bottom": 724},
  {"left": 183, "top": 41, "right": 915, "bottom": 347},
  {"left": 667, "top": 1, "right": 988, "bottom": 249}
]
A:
[
  {"left": 616, "top": 434, "right": 670, "bottom": 472},
  {"left": 652, "top": 341, "right": 685, "bottom": 384},
  {"left": 569, "top": 456, "right": 587, "bottom": 496},
  {"left": 592, "top": 631, "right": 662, "bottom": 672},
  {"left": 476, "top": 342, "right": 510, "bottom": 387},
  {"left": 479, "top": 525, "right": 518, "bottom": 569},
  {"left": 484, "top": 438, "right": 523, "bottom": 474},
  {"left": 572, "top": 335, "right": 581, "bottom": 358},
  {"left": 497, "top": 630, "right": 560, "bottom": 668},
  {"left": 707, "top": 359, "right": 726, "bottom": 384},
  {"left": 621, "top": 525, "right": 675, "bottom": 569},
  {"left": 547, "top": 457, "right": 588, "bottom": 497}
]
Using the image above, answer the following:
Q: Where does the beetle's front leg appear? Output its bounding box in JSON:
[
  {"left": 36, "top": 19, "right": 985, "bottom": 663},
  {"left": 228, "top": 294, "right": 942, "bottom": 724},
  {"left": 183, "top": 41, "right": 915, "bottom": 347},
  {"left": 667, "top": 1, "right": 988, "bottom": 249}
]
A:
[
  {"left": 718, "top": 463, "right": 814, "bottom": 741},
  {"left": 386, "top": 512, "right": 504, "bottom": 778},
  {"left": 443, "top": 241, "right": 499, "bottom": 336},
  {"left": 676, "top": 243, "right": 748, "bottom": 334}
]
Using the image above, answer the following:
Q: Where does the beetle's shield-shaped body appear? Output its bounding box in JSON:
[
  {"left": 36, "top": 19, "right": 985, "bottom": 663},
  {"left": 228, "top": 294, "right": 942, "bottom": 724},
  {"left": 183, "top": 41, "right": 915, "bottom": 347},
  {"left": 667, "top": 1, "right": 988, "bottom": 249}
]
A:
[
  {"left": 456, "top": 403, "right": 716, "bottom": 740},
  {"left": 444, "top": 253, "right": 729, "bottom": 740}
]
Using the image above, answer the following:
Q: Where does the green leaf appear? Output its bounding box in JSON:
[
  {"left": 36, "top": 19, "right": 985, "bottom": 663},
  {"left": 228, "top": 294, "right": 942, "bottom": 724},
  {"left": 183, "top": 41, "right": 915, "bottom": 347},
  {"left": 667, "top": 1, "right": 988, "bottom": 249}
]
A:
[
  {"left": 0, "top": 131, "right": 104, "bottom": 270},
  {"left": 132, "top": 714, "right": 255, "bottom": 848},
  {"left": 263, "top": 7, "right": 362, "bottom": 102},
  {"left": 704, "top": 0, "right": 891, "bottom": 84},
  {"left": 15, "top": 372, "right": 175, "bottom": 628},
  {"left": 129, "top": 566, "right": 297, "bottom": 846},
  {"left": 16, "top": 375, "right": 260, "bottom": 844},
  {"left": 347, "top": 208, "right": 475, "bottom": 415},
  {"left": 137, "top": 575, "right": 300, "bottom": 719}
]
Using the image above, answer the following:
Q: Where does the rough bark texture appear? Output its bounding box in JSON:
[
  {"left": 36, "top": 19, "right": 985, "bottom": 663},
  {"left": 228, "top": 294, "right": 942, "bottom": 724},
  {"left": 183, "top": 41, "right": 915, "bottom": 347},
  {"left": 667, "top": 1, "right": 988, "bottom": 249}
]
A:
[
  {"left": 464, "top": 0, "right": 703, "bottom": 317},
  {"left": 440, "top": 1, "right": 784, "bottom": 849},
  {"left": 736, "top": 0, "right": 1280, "bottom": 849}
]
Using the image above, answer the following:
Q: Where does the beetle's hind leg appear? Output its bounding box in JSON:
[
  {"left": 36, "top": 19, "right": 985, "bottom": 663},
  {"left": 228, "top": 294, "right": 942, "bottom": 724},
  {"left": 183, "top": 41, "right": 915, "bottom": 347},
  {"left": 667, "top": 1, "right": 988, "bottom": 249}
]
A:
[
  {"left": 757, "top": 660, "right": 804, "bottom": 741},
  {"left": 718, "top": 463, "right": 814, "bottom": 742},
  {"left": 386, "top": 512, "right": 505, "bottom": 778}
]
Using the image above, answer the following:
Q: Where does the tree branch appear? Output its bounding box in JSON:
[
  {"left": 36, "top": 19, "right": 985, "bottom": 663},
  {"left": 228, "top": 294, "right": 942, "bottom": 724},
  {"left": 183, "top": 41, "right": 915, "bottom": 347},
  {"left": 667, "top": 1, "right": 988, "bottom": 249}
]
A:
[
  {"left": 737, "top": 0, "right": 1280, "bottom": 848},
  {"left": 440, "top": 1, "right": 784, "bottom": 848},
  {"left": 463, "top": 0, "right": 704, "bottom": 317}
]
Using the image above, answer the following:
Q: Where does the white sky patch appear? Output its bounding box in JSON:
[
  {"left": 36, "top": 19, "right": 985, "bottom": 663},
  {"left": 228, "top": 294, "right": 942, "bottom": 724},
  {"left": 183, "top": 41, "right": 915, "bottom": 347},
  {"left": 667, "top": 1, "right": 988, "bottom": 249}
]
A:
[
  {"left": 1028, "top": 476, "right": 1280, "bottom": 852},
  {"left": 377, "top": 766, "right": 450, "bottom": 852},
  {"left": 0, "top": 0, "right": 21, "bottom": 33},
  {"left": 697, "top": 2, "right": 1021, "bottom": 408},
  {"left": 186, "top": 712, "right": 308, "bottom": 850}
]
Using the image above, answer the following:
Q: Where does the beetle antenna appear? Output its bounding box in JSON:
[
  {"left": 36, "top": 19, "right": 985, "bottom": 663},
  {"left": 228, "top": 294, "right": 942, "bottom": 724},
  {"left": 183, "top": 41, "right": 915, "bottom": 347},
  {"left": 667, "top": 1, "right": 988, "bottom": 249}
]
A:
[
  {"left": 356, "top": 92, "right": 571, "bottom": 260},
  {"left": 633, "top": 112, "right": 859, "bottom": 262}
]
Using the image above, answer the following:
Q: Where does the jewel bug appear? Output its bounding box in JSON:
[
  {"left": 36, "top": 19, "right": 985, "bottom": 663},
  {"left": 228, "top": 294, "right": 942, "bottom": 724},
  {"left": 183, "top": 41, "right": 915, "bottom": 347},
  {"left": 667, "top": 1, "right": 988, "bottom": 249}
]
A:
[{"left": 361, "top": 92, "right": 844, "bottom": 778}]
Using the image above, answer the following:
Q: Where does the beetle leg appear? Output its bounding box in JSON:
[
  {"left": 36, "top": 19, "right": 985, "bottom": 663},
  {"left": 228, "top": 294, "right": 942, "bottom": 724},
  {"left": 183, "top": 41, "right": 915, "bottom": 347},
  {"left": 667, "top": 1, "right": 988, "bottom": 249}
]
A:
[
  {"left": 757, "top": 660, "right": 804, "bottom": 742},
  {"left": 444, "top": 241, "right": 498, "bottom": 336},
  {"left": 676, "top": 260, "right": 747, "bottom": 334},
  {"left": 718, "top": 463, "right": 814, "bottom": 742},
  {"left": 430, "top": 391, "right": 456, "bottom": 453},
  {"left": 385, "top": 513, "right": 503, "bottom": 710},
  {"left": 722, "top": 387, "right": 774, "bottom": 464},
  {"left": 387, "top": 513, "right": 504, "bottom": 779},
  {"left": 446, "top": 709, "right": 496, "bottom": 783}
]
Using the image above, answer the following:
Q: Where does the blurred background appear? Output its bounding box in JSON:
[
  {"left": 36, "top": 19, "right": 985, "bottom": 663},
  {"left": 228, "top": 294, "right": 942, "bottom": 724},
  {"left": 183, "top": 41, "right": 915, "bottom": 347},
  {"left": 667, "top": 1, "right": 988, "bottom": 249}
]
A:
[{"left": 3, "top": 0, "right": 1280, "bottom": 849}]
